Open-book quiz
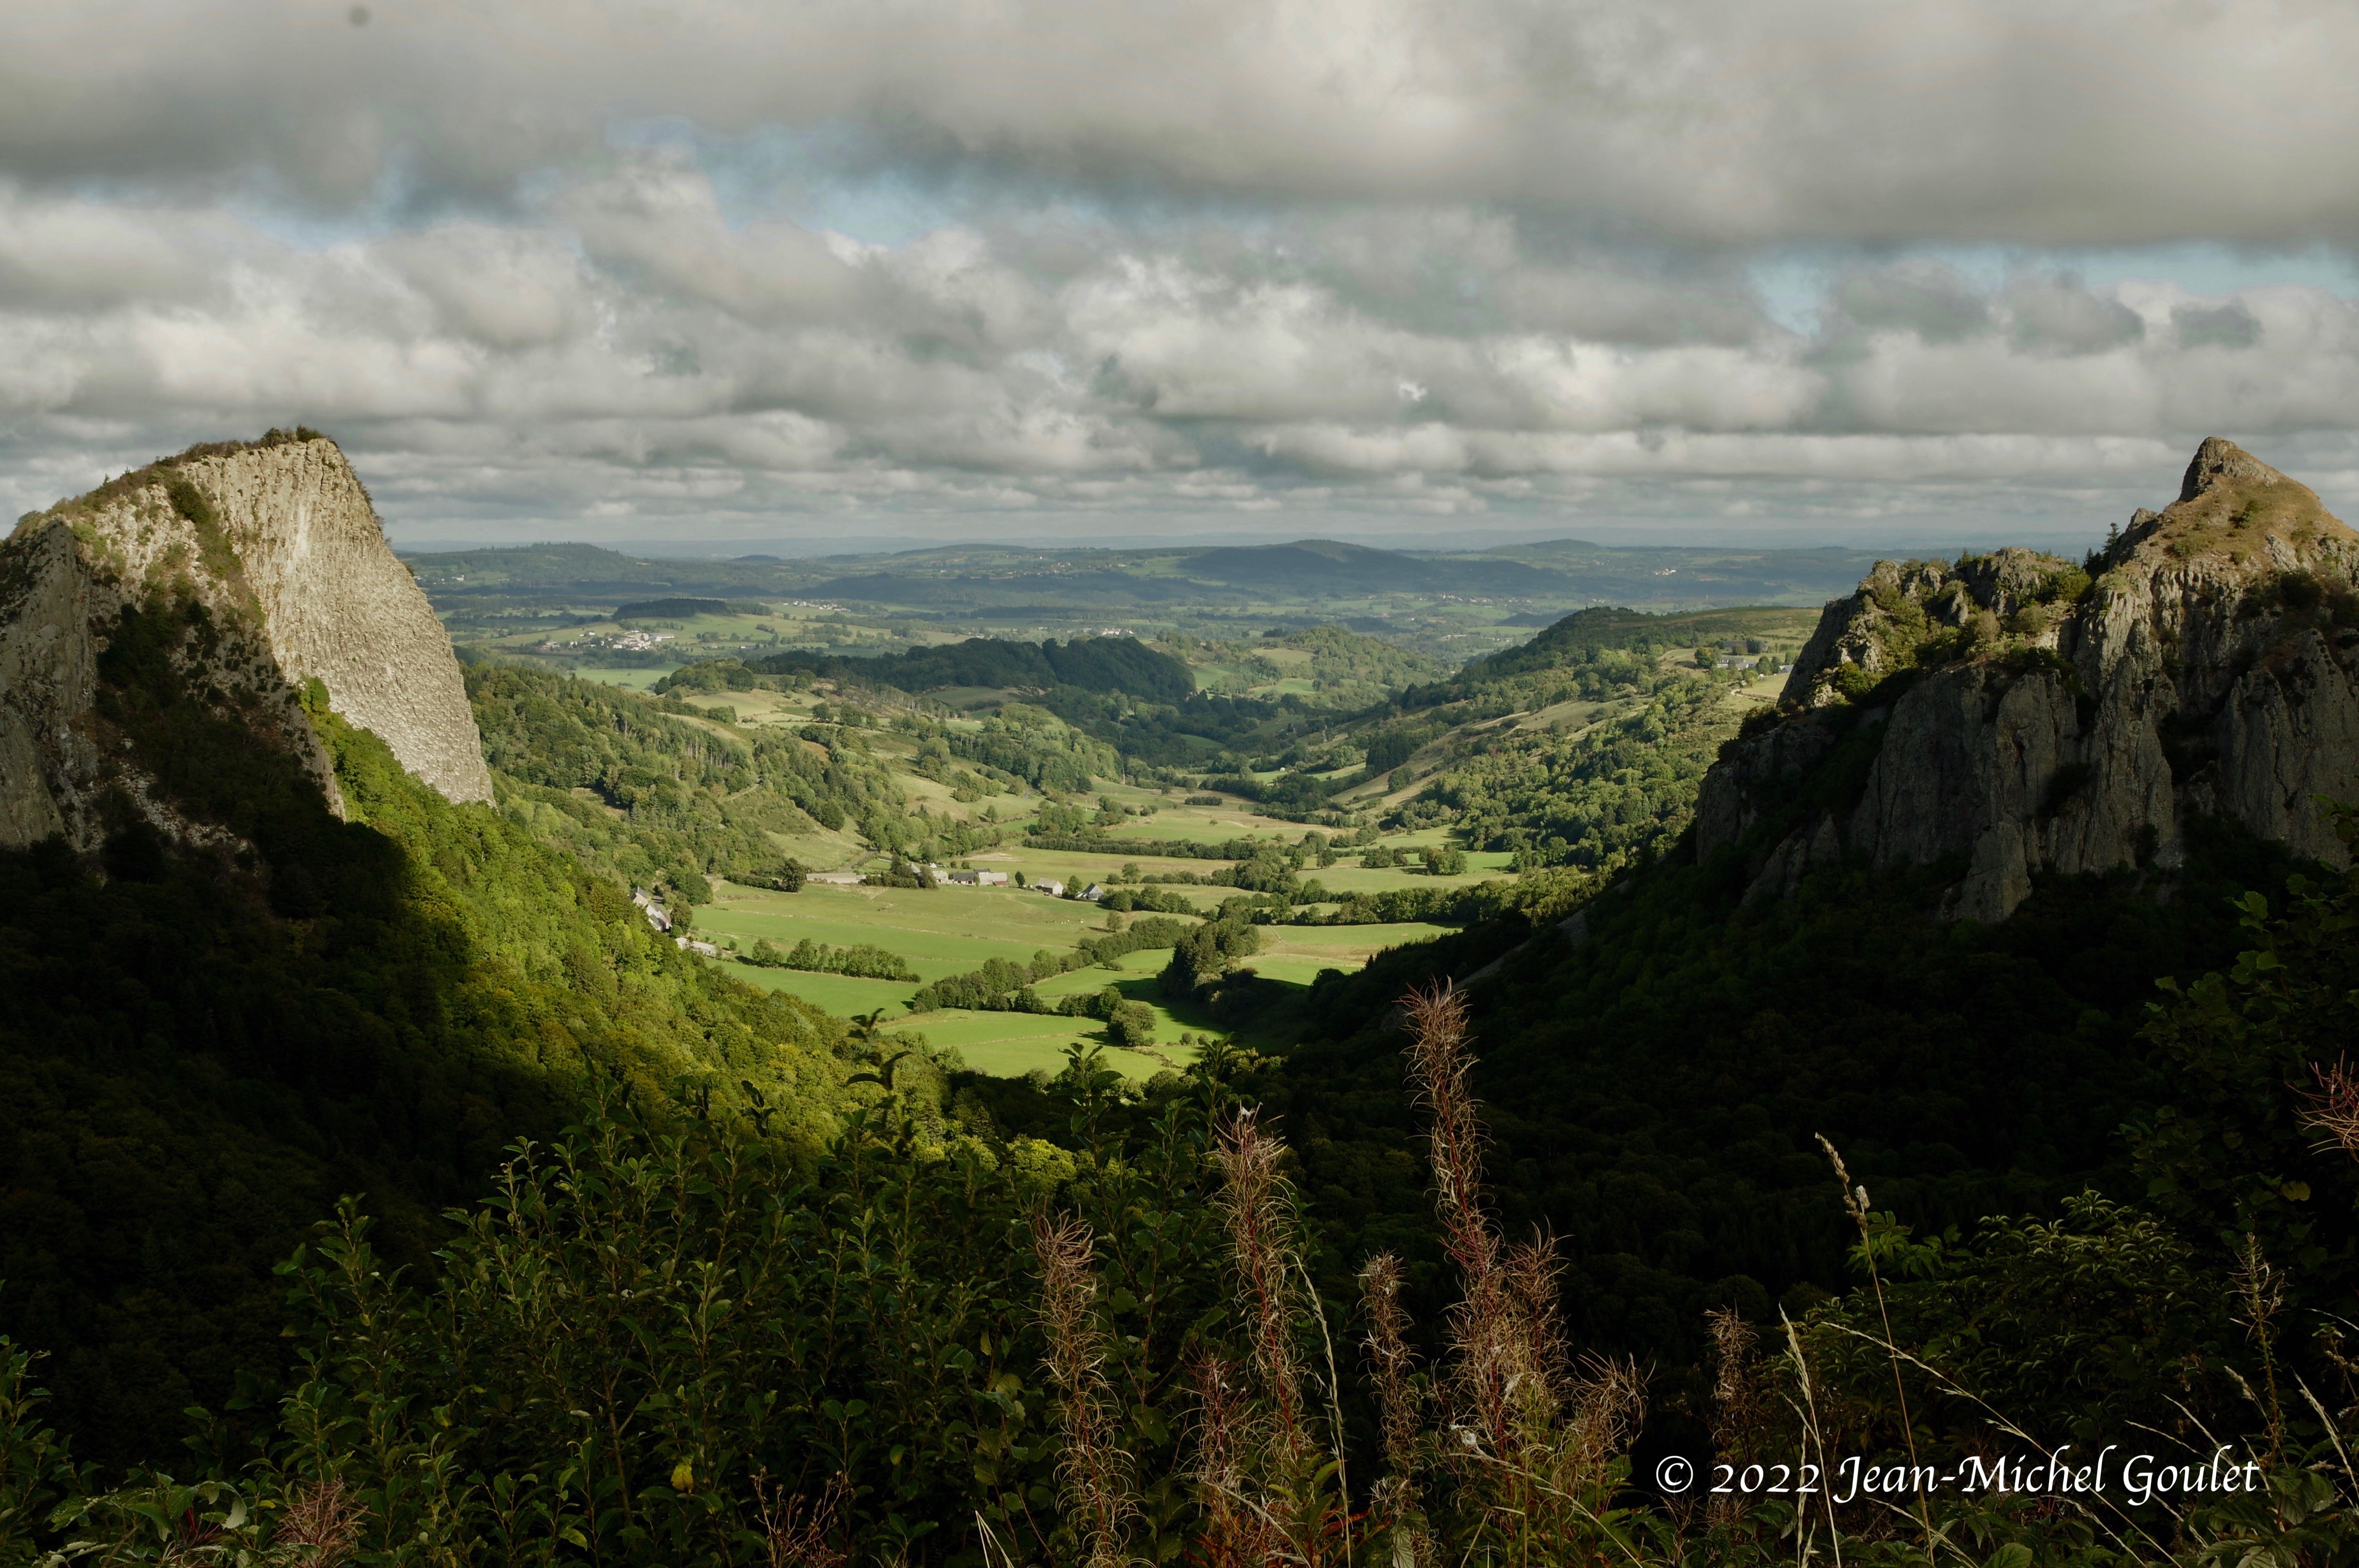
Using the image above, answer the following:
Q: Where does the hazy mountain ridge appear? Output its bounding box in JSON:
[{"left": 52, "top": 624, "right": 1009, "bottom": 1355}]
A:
[{"left": 404, "top": 534, "right": 1889, "bottom": 612}]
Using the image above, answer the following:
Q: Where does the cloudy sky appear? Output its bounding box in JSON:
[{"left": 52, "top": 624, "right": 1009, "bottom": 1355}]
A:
[{"left": 9, "top": 0, "right": 2359, "bottom": 552}]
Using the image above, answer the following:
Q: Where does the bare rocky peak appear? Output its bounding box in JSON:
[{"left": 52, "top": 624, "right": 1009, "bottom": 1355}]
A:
[
  {"left": 1698, "top": 437, "right": 2359, "bottom": 921},
  {"left": 2177, "top": 434, "right": 2301, "bottom": 505},
  {"left": 0, "top": 431, "right": 490, "bottom": 853},
  {"left": 2115, "top": 435, "right": 2358, "bottom": 571}
]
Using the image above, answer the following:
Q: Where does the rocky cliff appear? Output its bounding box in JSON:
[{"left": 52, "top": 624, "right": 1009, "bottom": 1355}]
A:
[
  {"left": 1696, "top": 438, "right": 2359, "bottom": 920},
  {"left": 0, "top": 430, "right": 491, "bottom": 851}
]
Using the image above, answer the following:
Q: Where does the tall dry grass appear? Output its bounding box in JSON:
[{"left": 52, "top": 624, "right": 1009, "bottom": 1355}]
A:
[
  {"left": 1008, "top": 966, "right": 2359, "bottom": 1568},
  {"left": 1815, "top": 1133, "right": 1934, "bottom": 1555},
  {"left": 1704, "top": 1309, "right": 1761, "bottom": 1529},
  {"left": 1197, "top": 1106, "right": 1353, "bottom": 1566},
  {"left": 1186, "top": 1351, "right": 1274, "bottom": 1568},
  {"left": 1029, "top": 985, "right": 1647, "bottom": 1564},
  {"left": 1359, "top": 1253, "right": 1434, "bottom": 1565},
  {"left": 1031, "top": 1212, "right": 1135, "bottom": 1568},
  {"left": 2301, "top": 1056, "right": 2359, "bottom": 1160},
  {"left": 748, "top": 1471, "right": 851, "bottom": 1568},
  {"left": 1399, "top": 982, "right": 1643, "bottom": 1564}
]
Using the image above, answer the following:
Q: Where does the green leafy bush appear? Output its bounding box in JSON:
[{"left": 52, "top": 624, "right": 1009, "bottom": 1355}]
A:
[
  {"left": 2036, "top": 563, "right": 2093, "bottom": 604},
  {"left": 11, "top": 1073, "right": 1235, "bottom": 1566},
  {"left": 1106, "top": 1000, "right": 1157, "bottom": 1049},
  {"left": 746, "top": 937, "right": 919, "bottom": 982}
]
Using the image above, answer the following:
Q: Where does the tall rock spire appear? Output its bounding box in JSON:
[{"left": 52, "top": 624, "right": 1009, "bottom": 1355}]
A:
[
  {"left": 1696, "top": 437, "right": 2359, "bottom": 920},
  {"left": 0, "top": 431, "right": 491, "bottom": 852}
]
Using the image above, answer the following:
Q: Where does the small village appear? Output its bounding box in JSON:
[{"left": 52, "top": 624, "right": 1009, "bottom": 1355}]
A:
[{"left": 537, "top": 628, "right": 677, "bottom": 653}]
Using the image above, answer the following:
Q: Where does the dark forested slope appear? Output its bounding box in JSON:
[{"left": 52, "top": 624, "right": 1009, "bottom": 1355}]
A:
[
  {"left": 756, "top": 633, "right": 1196, "bottom": 703},
  {"left": 0, "top": 632, "right": 854, "bottom": 1468},
  {"left": 1268, "top": 823, "right": 2297, "bottom": 1374},
  {"left": 1246, "top": 446, "right": 2359, "bottom": 1438}
]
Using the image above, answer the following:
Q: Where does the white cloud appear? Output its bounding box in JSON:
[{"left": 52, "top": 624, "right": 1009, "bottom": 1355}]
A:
[
  {"left": 14, "top": 0, "right": 2359, "bottom": 242},
  {"left": 8, "top": 165, "right": 2359, "bottom": 540},
  {"left": 10, "top": 4, "right": 2359, "bottom": 541}
]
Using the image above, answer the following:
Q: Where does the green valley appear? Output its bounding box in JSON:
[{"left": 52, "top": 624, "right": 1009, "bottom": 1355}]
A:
[
  {"left": 436, "top": 596, "right": 1809, "bottom": 1089},
  {"left": 7, "top": 433, "right": 2357, "bottom": 1568}
]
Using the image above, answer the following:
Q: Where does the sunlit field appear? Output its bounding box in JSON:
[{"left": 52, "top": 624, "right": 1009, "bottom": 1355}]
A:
[{"left": 694, "top": 871, "right": 1461, "bottom": 1077}]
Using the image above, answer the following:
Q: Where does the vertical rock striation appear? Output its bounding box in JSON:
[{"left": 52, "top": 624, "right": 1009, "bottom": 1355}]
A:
[
  {"left": 0, "top": 430, "right": 491, "bottom": 853},
  {"left": 172, "top": 436, "right": 492, "bottom": 806},
  {"left": 1696, "top": 438, "right": 2359, "bottom": 920}
]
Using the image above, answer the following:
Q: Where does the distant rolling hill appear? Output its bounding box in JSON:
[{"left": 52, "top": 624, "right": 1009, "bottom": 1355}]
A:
[
  {"left": 1178, "top": 540, "right": 1557, "bottom": 596},
  {"left": 406, "top": 537, "right": 1889, "bottom": 617}
]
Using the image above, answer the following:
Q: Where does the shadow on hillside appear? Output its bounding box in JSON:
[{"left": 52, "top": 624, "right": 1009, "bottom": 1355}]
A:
[{"left": 0, "top": 605, "right": 582, "bottom": 1467}]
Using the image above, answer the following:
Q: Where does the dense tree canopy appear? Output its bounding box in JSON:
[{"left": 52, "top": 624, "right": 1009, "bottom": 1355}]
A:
[
  {"left": 755, "top": 635, "right": 1195, "bottom": 704},
  {"left": 0, "top": 623, "right": 858, "bottom": 1467}
]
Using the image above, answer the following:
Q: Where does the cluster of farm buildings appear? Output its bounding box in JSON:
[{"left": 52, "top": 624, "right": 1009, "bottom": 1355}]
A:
[{"left": 801, "top": 865, "right": 1107, "bottom": 899}]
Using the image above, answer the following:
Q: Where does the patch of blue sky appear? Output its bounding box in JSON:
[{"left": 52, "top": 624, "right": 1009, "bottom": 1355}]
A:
[
  {"left": 1750, "top": 241, "right": 2359, "bottom": 336},
  {"left": 228, "top": 201, "right": 401, "bottom": 250},
  {"left": 2064, "top": 241, "right": 2359, "bottom": 300},
  {"left": 607, "top": 116, "right": 975, "bottom": 243},
  {"left": 204, "top": 117, "right": 964, "bottom": 250},
  {"left": 611, "top": 115, "right": 1302, "bottom": 249}
]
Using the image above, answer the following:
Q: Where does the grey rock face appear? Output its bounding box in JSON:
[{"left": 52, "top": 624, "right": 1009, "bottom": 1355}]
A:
[
  {"left": 178, "top": 439, "right": 492, "bottom": 806},
  {"left": 0, "top": 434, "right": 491, "bottom": 853},
  {"left": 1699, "top": 439, "right": 2359, "bottom": 920},
  {"left": 1781, "top": 546, "right": 2079, "bottom": 710}
]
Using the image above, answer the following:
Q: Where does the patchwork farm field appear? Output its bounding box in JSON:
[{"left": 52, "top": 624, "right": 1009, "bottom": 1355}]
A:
[
  {"left": 694, "top": 874, "right": 1468, "bottom": 1078},
  {"left": 722, "top": 967, "right": 916, "bottom": 1018},
  {"left": 526, "top": 641, "right": 1558, "bottom": 1080},
  {"left": 699, "top": 880, "right": 1116, "bottom": 982},
  {"left": 414, "top": 562, "right": 1833, "bottom": 1102},
  {"left": 428, "top": 583, "right": 1823, "bottom": 1090}
]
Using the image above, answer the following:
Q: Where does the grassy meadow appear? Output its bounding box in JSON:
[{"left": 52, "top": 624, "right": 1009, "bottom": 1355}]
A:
[
  {"left": 699, "top": 880, "right": 1120, "bottom": 983},
  {"left": 693, "top": 860, "right": 1470, "bottom": 1077},
  {"left": 477, "top": 609, "right": 1810, "bottom": 1082}
]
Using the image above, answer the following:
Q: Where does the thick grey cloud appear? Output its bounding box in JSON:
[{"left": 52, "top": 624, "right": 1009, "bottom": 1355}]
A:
[
  {"left": 12, "top": 0, "right": 2359, "bottom": 244},
  {"left": 8, "top": 2, "right": 2359, "bottom": 543},
  {"left": 1828, "top": 261, "right": 1993, "bottom": 345},
  {"left": 2174, "top": 299, "right": 2264, "bottom": 351},
  {"left": 2002, "top": 274, "right": 2146, "bottom": 356}
]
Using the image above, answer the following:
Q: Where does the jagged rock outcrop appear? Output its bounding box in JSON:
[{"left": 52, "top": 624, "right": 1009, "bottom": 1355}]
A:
[
  {"left": 1697, "top": 438, "right": 2359, "bottom": 920},
  {"left": 0, "top": 430, "right": 491, "bottom": 851}
]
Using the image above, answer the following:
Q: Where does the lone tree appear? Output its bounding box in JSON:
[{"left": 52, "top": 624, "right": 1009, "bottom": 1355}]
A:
[{"left": 1107, "top": 1000, "right": 1157, "bottom": 1049}]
